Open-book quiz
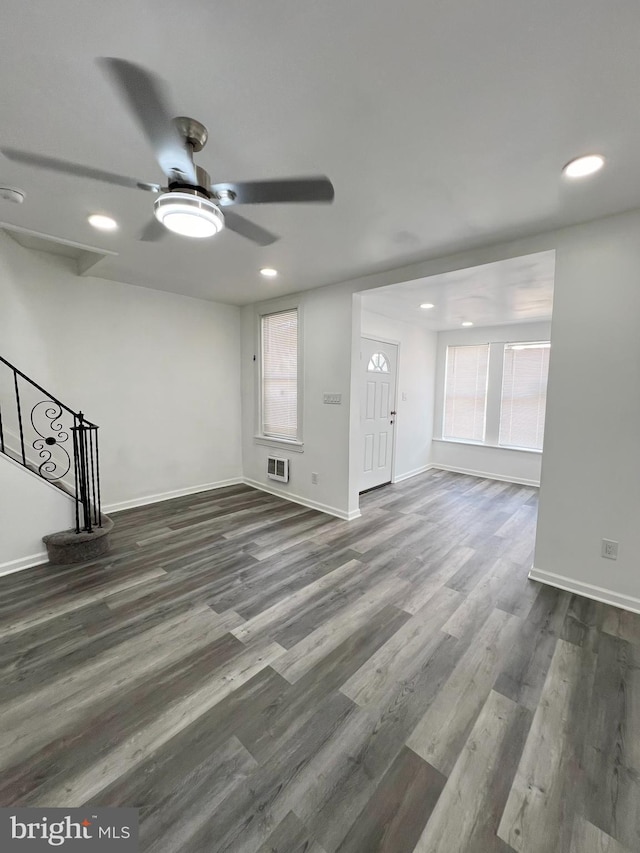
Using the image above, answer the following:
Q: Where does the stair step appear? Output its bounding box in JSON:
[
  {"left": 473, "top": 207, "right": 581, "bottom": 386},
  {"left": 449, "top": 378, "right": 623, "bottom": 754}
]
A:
[{"left": 43, "top": 515, "right": 114, "bottom": 565}]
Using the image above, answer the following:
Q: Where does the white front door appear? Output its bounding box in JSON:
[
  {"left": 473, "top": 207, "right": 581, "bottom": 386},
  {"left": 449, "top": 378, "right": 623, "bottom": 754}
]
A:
[{"left": 360, "top": 338, "right": 398, "bottom": 492}]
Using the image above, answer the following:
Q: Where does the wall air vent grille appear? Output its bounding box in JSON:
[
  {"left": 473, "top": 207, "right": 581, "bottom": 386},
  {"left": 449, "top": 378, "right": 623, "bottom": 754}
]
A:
[{"left": 267, "top": 456, "right": 289, "bottom": 483}]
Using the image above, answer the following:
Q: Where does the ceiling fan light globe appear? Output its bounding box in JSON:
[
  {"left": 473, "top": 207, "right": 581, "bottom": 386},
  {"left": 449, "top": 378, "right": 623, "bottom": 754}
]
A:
[
  {"left": 153, "top": 192, "right": 224, "bottom": 238},
  {"left": 161, "top": 211, "right": 220, "bottom": 238}
]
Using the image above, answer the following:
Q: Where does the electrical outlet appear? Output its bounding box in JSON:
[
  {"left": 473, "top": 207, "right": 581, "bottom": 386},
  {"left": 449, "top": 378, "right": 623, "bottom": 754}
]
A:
[
  {"left": 311, "top": 472, "right": 319, "bottom": 485},
  {"left": 601, "top": 539, "right": 619, "bottom": 560}
]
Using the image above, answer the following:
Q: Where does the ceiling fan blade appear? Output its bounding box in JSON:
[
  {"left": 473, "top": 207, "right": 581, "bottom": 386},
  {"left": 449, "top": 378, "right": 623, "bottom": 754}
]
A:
[
  {"left": 223, "top": 210, "right": 279, "bottom": 246},
  {"left": 140, "top": 217, "right": 167, "bottom": 242},
  {"left": 98, "top": 58, "right": 197, "bottom": 185},
  {"left": 0, "top": 148, "right": 160, "bottom": 192},
  {"left": 212, "top": 176, "right": 334, "bottom": 206}
]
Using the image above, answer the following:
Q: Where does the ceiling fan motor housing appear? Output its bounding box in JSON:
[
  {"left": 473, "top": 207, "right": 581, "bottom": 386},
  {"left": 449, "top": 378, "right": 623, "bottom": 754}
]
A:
[{"left": 168, "top": 164, "right": 212, "bottom": 197}]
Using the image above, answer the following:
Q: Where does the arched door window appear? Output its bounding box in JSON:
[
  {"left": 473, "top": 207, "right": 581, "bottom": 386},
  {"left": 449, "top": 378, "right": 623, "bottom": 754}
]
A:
[{"left": 367, "top": 352, "right": 390, "bottom": 373}]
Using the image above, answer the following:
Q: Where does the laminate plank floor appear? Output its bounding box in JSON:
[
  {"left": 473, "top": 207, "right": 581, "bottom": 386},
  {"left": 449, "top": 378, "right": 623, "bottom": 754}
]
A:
[{"left": 1, "top": 471, "right": 639, "bottom": 852}]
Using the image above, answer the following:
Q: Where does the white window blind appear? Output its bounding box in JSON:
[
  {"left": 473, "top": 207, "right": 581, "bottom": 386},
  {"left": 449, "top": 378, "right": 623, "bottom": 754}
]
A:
[
  {"left": 443, "top": 344, "right": 489, "bottom": 441},
  {"left": 261, "top": 309, "right": 298, "bottom": 439},
  {"left": 499, "top": 342, "right": 550, "bottom": 450}
]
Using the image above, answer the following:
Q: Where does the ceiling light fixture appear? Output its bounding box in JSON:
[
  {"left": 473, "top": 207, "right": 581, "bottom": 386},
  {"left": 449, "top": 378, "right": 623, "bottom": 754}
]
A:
[
  {"left": 88, "top": 213, "right": 118, "bottom": 231},
  {"left": 153, "top": 191, "right": 224, "bottom": 238},
  {"left": 420, "top": 303, "right": 435, "bottom": 309},
  {"left": 462, "top": 321, "right": 473, "bottom": 327},
  {"left": 562, "top": 154, "right": 605, "bottom": 179},
  {"left": 260, "top": 268, "right": 278, "bottom": 278}
]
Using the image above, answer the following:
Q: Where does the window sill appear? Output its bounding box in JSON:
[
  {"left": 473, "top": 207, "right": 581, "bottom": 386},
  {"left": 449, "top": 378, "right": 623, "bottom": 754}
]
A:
[
  {"left": 433, "top": 438, "right": 542, "bottom": 455},
  {"left": 254, "top": 435, "right": 305, "bottom": 453}
]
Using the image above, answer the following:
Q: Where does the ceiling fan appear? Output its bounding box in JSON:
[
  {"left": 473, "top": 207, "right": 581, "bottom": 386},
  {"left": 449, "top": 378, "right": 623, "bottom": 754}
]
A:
[{"left": 1, "top": 58, "right": 335, "bottom": 245}]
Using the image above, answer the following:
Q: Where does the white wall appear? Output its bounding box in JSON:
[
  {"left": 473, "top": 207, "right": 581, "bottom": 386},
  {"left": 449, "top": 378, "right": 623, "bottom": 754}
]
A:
[
  {"left": 0, "top": 455, "right": 75, "bottom": 574},
  {"left": 431, "top": 321, "right": 551, "bottom": 485},
  {"left": 241, "top": 283, "right": 356, "bottom": 518},
  {"left": 361, "top": 309, "right": 437, "bottom": 482},
  {"left": 532, "top": 210, "right": 640, "bottom": 611},
  {"left": 0, "top": 232, "right": 243, "bottom": 529},
  {"left": 431, "top": 440, "right": 542, "bottom": 486}
]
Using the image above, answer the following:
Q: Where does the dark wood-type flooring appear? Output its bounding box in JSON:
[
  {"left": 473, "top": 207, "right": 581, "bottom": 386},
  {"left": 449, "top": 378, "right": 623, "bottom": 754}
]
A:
[{"left": 1, "top": 470, "right": 639, "bottom": 852}]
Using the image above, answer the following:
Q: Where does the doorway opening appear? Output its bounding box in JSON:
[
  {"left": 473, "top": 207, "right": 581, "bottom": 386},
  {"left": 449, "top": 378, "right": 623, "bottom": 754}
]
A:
[{"left": 351, "top": 249, "right": 556, "bottom": 523}]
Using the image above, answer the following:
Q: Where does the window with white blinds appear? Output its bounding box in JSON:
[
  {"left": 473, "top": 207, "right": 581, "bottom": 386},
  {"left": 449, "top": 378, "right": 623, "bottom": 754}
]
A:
[
  {"left": 261, "top": 308, "right": 299, "bottom": 439},
  {"left": 443, "top": 344, "right": 489, "bottom": 442},
  {"left": 499, "top": 342, "right": 550, "bottom": 450}
]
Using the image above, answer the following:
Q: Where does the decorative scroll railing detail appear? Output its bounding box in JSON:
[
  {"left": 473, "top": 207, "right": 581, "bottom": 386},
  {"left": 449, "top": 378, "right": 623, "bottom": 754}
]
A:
[
  {"left": 0, "top": 355, "right": 101, "bottom": 534},
  {"left": 30, "top": 400, "right": 72, "bottom": 482}
]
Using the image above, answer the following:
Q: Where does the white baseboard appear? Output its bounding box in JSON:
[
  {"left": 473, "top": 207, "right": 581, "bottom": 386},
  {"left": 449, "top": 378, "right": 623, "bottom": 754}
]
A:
[
  {"left": 243, "top": 478, "right": 360, "bottom": 521},
  {"left": 430, "top": 464, "right": 539, "bottom": 488},
  {"left": 0, "top": 551, "right": 48, "bottom": 576},
  {"left": 529, "top": 567, "right": 640, "bottom": 615},
  {"left": 104, "top": 478, "right": 244, "bottom": 514},
  {"left": 392, "top": 464, "right": 434, "bottom": 484}
]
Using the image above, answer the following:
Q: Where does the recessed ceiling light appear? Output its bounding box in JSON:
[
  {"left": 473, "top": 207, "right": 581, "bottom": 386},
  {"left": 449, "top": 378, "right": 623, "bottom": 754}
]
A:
[
  {"left": 562, "top": 154, "right": 605, "bottom": 179},
  {"left": 88, "top": 213, "right": 118, "bottom": 231},
  {"left": 420, "top": 303, "right": 435, "bottom": 309},
  {"left": 260, "top": 268, "right": 278, "bottom": 278},
  {"left": 462, "top": 321, "right": 473, "bottom": 327}
]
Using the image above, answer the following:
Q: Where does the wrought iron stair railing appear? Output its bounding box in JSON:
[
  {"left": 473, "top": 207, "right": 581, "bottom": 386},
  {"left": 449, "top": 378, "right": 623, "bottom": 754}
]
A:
[{"left": 0, "top": 355, "right": 102, "bottom": 534}]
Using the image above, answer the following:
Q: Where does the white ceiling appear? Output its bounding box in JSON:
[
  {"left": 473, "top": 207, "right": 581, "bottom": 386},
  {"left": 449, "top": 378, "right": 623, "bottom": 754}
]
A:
[
  {"left": 1, "top": 1, "right": 639, "bottom": 305},
  {"left": 360, "top": 250, "right": 555, "bottom": 330}
]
